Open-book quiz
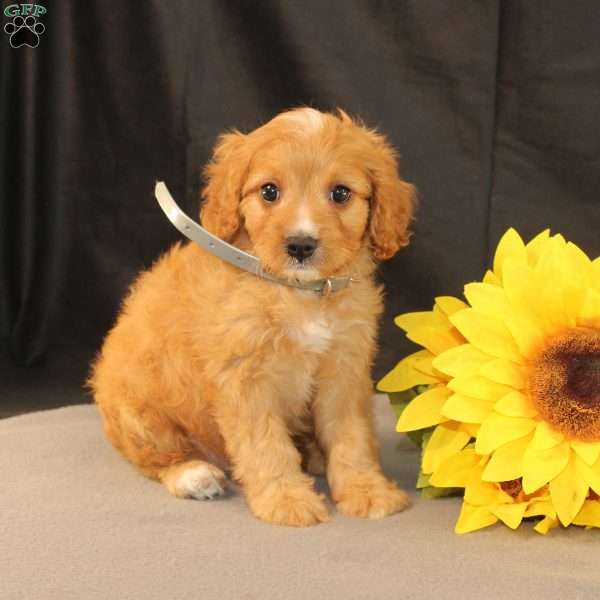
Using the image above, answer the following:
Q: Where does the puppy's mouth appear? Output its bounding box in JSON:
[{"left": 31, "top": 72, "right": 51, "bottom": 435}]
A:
[{"left": 283, "top": 258, "right": 322, "bottom": 282}]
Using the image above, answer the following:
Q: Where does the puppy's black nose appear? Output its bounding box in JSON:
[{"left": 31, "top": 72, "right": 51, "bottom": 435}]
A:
[{"left": 286, "top": 236, "right": 318, "bottom": 261}]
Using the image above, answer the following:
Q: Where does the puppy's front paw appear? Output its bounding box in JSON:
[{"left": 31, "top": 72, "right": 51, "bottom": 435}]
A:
[
  {"left": 248, "top": 479, "right": 330, "bottom": 527},
  {"left": 334, "top": 473, "right": 409, "bottom": 519}
]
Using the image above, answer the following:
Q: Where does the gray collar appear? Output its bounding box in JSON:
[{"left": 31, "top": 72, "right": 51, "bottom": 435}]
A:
[{"left": 155, "top": 182, "right": 356, "bottom": 296}]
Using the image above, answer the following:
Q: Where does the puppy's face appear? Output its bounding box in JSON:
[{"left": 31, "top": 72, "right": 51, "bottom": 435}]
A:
[{"left": 201, "top": 108, "right": 415, "bottom": 280}]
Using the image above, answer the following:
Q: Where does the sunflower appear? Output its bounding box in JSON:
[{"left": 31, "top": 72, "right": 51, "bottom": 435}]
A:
[{"left": 379, "top": 229, "right": 600, "bottom": 534}]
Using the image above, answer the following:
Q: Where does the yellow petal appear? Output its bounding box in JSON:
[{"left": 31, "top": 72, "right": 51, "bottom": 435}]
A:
[
  {"left": 441, "top": 393, "right": 493, "bottom": 424},
  {"left": 493, "top": 228, "right": 527, "bottom": 281},
  {"left": 395, "top": 310, "right": 449, "bottom": 333},
  {"left": 482, "top": 433, "right": 533, "bottom": 482},
  {"left": 483, "top": 270, "right": 501, "bottom": 286},
  {"left": 565, "top": 241, "right": 593, "bottom": 287},
  {"left": 435, "top": 296, "right": 468, "bottom": 317},
  {"left": 461, "top": 422, "right": 481, "bottom": 437},
  {"left": 464, "top": 470, "right": 510, "bottom": 505},
  {"left": 494, "top": 391, "right": 538, "bottom": 418},
  {"left": 479, "top": 358, "right": 527, "bottom": 389},
  {"left": 593, "top": 256, "right": 600, "bottom": 283},
  {"left": 405, "top": 326, "right": 465, "bottom": 356},
  {"left": 422, "top": 423, "right": 471, "bottom": 474},
  {"left": 524, "top": 499, "right": 556, "bottom": 519},
  {"left": 534, "top": 242, "right": 577, "bottom": 331},
  {"left": 525, "top": 229, "right": 551, "bottom": 268},
  {"left": 396, "top": 309, "right": 466, "bottom": 356},
  {"left": 571, "top": 441, "right": 600, "bottom": 467},
  {"left": 411, "top": 351, "right": 444, "bottom": 379},
  {"left": 564, "top": 283, "right": 586, "bottom": 327},
  {"left": 501, "top": 253, "right": 561, "bottom": 345},
  {"left": 449, "top": 309, "right": 522, "bottom": 362},
  {"left": 475, "top": 413, "right": 536, "bottom": 455},
  {"left": 432, "top": 344, "right": 491, "bottom": 378},
  {"left": 491, "top": 503, "right": 528, "bottom": 529},
  {"left": 502, "top": 258, "right": 539, "bottom": 311},
  {"left": 498, "top": 259, "right": 548, "bottom": 354},
  {"left": 396, "top": 386, "right": 452, "bottom": 432},
  {"left": 377, "top": 350, "right": 440, "bottom": 392},
  {"left": 549, "top": 454, "right": 588, "bottom": 526},
  {"left": 573, "top": 501, "right": 600, "bottom": 528},
  {"left": 430, "top": 448, "right": 479, "bottom": 488},
  {"left": 522, "top": 440, "right": 570, "bottom": 494},
  {"left": 447, "top": 375, "right": 513, "bottom": 403},
  {"left": 503, "top": 307, "right": 547, "bottom": 360},
  {"left": 455, "top": 502, "right": 498, "bottom": 534},
  {"left": 534, "top": 515, "right": 559, "bottom": 535},
  {"left": 464, "top": 282, "right": 511, "bottom": 318},
  {"left": 575, "top": 456, "right": 600, "bottom": 495},
  {"left": 578, "top": 287, "right": 600, "bottom": 328},
  {"left": 530, "top": 420, "right": 564, "bottom": 451}
]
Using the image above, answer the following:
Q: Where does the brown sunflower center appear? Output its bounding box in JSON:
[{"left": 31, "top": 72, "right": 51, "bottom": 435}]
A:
[
  {"left": 500, "top": 479, "right": 523, "bottom": 498},
  {"left": 528, "top": 327, "right": 600, "bottom": 442}
]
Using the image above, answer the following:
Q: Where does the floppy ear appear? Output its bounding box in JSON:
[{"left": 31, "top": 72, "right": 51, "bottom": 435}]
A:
[
  {"left": 200, "top": 130, "right": 248, "bottom": 241},
  {"left": 366, "top": 132, "right": 416, "bottom": 260}
]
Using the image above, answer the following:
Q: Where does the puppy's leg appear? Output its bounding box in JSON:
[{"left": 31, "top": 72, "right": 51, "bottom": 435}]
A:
[
  {"left": 300, "top": 439, "right": 326, "bottom": 476},
  {"left": 314, "top": 364, "right": 409, "bottom": 519},
  {"left": 294, "top": 427, "right": 326, "bottom": 476},
  {"left": 215, "top": 393, "right": 329, "bottom": 526},
  {"left": 97, "top": 402, "right": 226, "bottom": 500}
]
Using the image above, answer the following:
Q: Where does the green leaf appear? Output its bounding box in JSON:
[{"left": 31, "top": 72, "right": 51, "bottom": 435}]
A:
[
  {"left": 421, "top": 485, "right": 463, "bottom": 499},
  {"left": 414, "top": 384, "right": 433, "bottom": 395},
  {"left": 406, "top": 429, "right": 426, "bottom": 447},
  {"left": 420, "top": 428, "right": 433, "bottom": 451},
  {"left": 390, "top": 399, "right": 411, "bottom": 421},
  {"left": 416, "top": 470, "right": 431, "bottom": 489},
  {"left": 388, "top": 389, "right": 419, "bottom": 417}
]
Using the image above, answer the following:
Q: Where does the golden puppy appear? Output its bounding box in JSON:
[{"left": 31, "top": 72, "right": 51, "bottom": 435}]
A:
[{"left": 90, "top": 107, "right": 415, "bottom": 526}]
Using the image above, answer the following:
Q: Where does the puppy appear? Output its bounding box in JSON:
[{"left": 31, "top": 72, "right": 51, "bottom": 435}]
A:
[{"left": 90, "top": 107, "right": 415, "bottom": 526}]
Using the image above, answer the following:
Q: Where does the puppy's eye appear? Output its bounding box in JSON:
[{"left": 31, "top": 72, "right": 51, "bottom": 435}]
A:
[
  {"left": 330, "top": 185, "right": 351, "bottom": 204},
  {"left": 261, "top": 183, "right": 279, "bottom": 203}
]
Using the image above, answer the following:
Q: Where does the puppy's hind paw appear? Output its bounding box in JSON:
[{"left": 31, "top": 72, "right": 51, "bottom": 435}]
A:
[{"left": 162, "top": 460, "right": 228, "bottom": 500}]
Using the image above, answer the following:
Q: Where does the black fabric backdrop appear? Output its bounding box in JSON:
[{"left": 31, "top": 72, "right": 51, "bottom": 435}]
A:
[{"left": 1, "top": 1, "right": 599, "bottom": 416}]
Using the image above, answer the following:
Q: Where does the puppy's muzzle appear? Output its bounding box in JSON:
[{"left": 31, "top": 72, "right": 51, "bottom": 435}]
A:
[{"left": 286, "top": 236, "right": 318, "bottom": 262}]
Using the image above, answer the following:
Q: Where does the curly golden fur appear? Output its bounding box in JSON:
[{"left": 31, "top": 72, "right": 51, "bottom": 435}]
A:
[{"left": 90, "top": 107, "right": 415, "bottom": 526}]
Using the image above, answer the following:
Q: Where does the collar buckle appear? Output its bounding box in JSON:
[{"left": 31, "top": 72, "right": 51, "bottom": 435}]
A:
[{"left": 320, "top": 278, "right": 334, "bottom": 297}]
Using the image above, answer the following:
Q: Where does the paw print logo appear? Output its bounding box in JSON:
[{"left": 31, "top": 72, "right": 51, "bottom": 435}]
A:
[{"left": 4, "top": 15, "right": 45, "bottom": 48}]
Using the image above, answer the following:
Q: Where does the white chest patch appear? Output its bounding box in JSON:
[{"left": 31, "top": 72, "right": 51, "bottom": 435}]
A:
[{"left": 289, "top": 317, "right": 332, "bottom": 354}]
